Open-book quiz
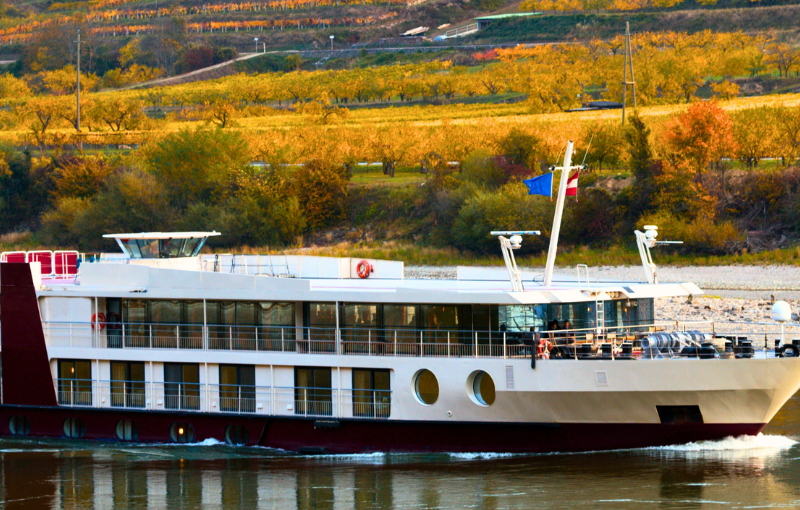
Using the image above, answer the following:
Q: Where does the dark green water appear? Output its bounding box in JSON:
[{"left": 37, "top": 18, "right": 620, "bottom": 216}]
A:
[{"left": 4, "top": 396, "right": 800, "bottom": 509}]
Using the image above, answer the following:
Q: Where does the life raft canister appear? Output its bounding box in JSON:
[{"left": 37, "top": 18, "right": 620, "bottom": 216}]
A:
[
  {"left": 91, "top": 312, "right": 106, "bottom": 330},
  {"left": 356, "top": 260, "right": 373, "bottom": 279}
]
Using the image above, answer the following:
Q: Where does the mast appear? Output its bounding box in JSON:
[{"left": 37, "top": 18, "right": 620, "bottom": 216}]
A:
[
  {"left": 543, "top": 141, "right": 574, "bottom": 287},
  {"left": 76, "top": 29, "right": 81, "bottom": 134},
  {"left": 621, "top": 21, "right": 636, "bottom": 125}
]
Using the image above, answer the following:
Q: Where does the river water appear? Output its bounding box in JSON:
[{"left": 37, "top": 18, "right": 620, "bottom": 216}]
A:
[{"left": 4, "top": 397, "right": 800, "bottom": 509}]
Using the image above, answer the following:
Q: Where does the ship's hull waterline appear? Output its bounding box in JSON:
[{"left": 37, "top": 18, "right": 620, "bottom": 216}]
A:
[{"left": 0, "top": 405, "right": 768, "bottom": 454}]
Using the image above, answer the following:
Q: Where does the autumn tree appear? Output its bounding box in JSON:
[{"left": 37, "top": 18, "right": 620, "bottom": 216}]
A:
[
  {"left": 292, "top": 159, "right": 348, "bottom": 229},
  {"left": 765, "top": 43, "right": 800, "bottom": 78},
  {"left": 90, "top": 97, "right": 143, "bottom": 132},
  {"left": 775, "top": 106, "right": 800, "bottom": 165},
  {"left": 54, "top": 156, "right": 113, "bottom": 199},
  {"left": 22, "top": 97, "right": 63, "bottom": 150},
  {"left": 662, "top": 101, "right": 736, "bottom": 177},
  {"left": 732, "top": 107, "right": 779, "bottom": 170},
  {"left": 581, "top": 122, "right": 623, "bottom": 171},
  {"left": 205, "top": 99, "right": 236, "bottom": 128}
]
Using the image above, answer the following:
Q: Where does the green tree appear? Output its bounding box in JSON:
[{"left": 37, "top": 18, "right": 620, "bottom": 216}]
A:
[{"left": 146, "top": 128, "right": 251, "bottom": 208}]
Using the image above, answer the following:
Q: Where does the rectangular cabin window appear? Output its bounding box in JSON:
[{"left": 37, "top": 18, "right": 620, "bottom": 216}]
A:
[
  {"left": 57, "top": 359, "right": 92, "bottom": 406},
  {"left": 420, "top": 305, "right": 459, "bottom": 344},
  {"left": 383, "top": 304, "right": 418, "bottom": 346},
  {"left": 294, "top": 367, "right": 332, "bottom": 416},
  {"left": 164, "top": 363, "right": 200, "bottom": 410},
  {"left": 107, "top": 298, "right": 123, "bottom": 348},
  {"left": 547, "top": 303, "right": 587, "bottom": 331},
  {"left": 123, "top": 299, "right": 147, "bottom": 348},
  {"left": 110, "top": 361, "right": 145, "bottom": 408},
  {"left": 305, "top": 303, "right": 336, "bottom": 349},
  {"left": 499, "top": 305, "right": 547, "bottom": 333},
  {"left": 219, "top": 365, "right": 256, "bottom": 413},
  {"left": 352, "top": 369, "right": 390, "bottom": 418},
  {"left": 383, "top": 304, "right": 417, "bottom": 329}
]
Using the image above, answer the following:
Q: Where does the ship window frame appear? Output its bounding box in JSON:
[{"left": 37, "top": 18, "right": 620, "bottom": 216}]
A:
[
  {"left": 413, "top": 369, "right": 439, "bottom": 406},
  {"left": 467, "top": 370, "right": 496, "bottom": 407}
]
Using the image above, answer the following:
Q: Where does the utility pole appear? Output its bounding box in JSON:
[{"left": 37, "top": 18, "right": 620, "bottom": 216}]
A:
[
  {"left": 76, "top": 29, "right": 81, "bottom": 134},
  {"left": 621, "top": 21, "right": 636, "bottom": 126}
]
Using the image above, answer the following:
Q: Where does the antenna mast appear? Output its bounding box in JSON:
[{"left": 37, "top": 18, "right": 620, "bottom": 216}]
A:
[
  {"left": 621, "top": 21, "right": 636, "bottom": 125},
  {"left": 76, "top": 29, "right": 81, "bottom": 134}
]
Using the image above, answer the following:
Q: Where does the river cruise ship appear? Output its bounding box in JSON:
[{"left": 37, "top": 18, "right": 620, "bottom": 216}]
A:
[{"left": 1, "top": 143, "right": 799, "bottom": 453}]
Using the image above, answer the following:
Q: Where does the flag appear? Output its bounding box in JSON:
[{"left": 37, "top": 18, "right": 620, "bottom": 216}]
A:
[
  {"left": 523, "top": 172, "right": 553, "bottom": 198},
  {"left": 565, "top": 170, "right": 580, "bottom": 201}
]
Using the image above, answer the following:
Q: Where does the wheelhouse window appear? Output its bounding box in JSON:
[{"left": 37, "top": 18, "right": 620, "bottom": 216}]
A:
[
  {"left": 352, "top": 369, "right": 390, "bottom": 418},
  {"left": 604, "top": 298, "right": 654, "bottom": 330},
  {"left": 57, "top": 360, "right": 92, "bottom": 406},
  {"left": 114, "top": 237, "right": 210, "bottom": 259},
  {"left": 295, "top": 367, "right": 332, "bottom": 416},
  {"left": 110, "top": 361, "right": 145, "bottom": 408},
  {"left": 164, "top": 363, "right": 200, "bottom": 410},
  {"left": 219, "top": 365, "right": 256, "bottom": 413}
]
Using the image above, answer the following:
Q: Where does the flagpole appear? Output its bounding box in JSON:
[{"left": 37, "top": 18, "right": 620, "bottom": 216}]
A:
[{"left": 544, "top": 140, "right": 574, "bottom": 287}]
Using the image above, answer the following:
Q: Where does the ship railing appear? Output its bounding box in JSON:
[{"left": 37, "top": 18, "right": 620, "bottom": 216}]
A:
[
  {"left": 53, "top": 379, "right": 391, "bottom": 419},
  {"left": 44, "top": 320, "right": 800, "bottom": 359}
]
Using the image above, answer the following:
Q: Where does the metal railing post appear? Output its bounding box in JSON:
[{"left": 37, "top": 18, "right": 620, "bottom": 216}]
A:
[
  {"left": 394, "top": 330, "right": 397, "bottom": 356},
  {"left": 149, "top": 324, "right": 152, "bottom": 348},
  {"left": 176, "top": 325, "right": 179, "bottom": 349},
  {"left": 447, "top": 331, "right": 450, "bottom": 358},
  {"left": 503, "top": 332, "right": 507, "bottom": 359},
  {"left": 475, "top": 331, "right": 478, "bottom": 358}
]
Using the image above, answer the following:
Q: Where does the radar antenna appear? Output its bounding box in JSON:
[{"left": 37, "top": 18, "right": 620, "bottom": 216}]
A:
[{"left": 491, "top": 231, "right": 540, "bottom": 292}]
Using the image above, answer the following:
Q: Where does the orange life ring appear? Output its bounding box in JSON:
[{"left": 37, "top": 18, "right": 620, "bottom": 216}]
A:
[
  {"left": 538, "top": 337, "right": 552, "bottom": 359},
  {"left": 91, "top": 313, "right": 106, "bottom": 330},
  {"left": 356, "top": 260, "right": 373, "bottom": 279}
]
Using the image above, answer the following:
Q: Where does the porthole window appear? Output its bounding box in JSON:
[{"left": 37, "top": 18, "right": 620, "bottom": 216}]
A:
[
  {"left": 9, "top": 415, "right": 30, "bottom": 436},
  {"left": 63, "top": 418, "right": 86, "bottom": 439},
  {"left": 225, "top": 425, "right": 249, "bottom": 445},
  {"left": 471, "top": 371, "right": 496, "bottom": 406},
  {"left": 414, "top": 370, "right": 439, "bottom": 406},
  {"left": 170, "top": 423, "right": 195, "bottom": 443},
  {"left": 116, "top": 420, "right": 139, "bottom": 441}
]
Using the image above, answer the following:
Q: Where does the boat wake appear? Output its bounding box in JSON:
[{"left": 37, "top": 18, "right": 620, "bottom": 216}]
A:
[{"left": 650, "top": 433, "right": 796, "bottom": 453}]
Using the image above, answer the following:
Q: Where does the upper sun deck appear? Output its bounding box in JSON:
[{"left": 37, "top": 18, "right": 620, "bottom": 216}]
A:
[{"left": 35, "top": 253, "right": 701, "bottom": 305}]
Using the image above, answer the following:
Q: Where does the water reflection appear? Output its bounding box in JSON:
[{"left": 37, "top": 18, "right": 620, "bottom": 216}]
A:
[{"left": 1, "top": 395, "right": 800, "bottom": 509}]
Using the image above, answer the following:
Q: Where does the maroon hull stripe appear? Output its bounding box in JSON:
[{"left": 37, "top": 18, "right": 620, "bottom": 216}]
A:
[{"left": 0, "top": 405, "right": 765, "bottom": 453}]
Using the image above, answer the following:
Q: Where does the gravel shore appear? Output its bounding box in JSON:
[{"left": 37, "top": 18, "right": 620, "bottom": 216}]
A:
[{"left": 405, "top": 265, "right": 800, "bottom": 333}]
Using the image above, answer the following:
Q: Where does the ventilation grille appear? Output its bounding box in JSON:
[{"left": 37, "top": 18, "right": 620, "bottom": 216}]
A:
[
  {"left": 595, "top": 371, "right": 608, "bottom": 387},
  {"left": 505, "top": 365, "right": 514, "bottom": 389}
]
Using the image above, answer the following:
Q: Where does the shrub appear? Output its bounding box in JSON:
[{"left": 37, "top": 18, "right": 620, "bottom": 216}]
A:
[
  {"left": 452, "top": 181, "right": 553, "bottom": 253},
  {"left": 460, "top": 149, "right": 504, "bottom": 189},
  {"left": 293, "top": 160, "right": 348, "bottom": 230},
  {"left": 640, "top": 212, "right": 743, "bottom": 255}
]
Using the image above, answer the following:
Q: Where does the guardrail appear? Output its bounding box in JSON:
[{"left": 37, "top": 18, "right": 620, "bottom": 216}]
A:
[
  {"left": 43, "top": 320, "right": 800, "bottom": 360},
  {"left": 53, "top": 379, "right": 392, "bottom": 418}
]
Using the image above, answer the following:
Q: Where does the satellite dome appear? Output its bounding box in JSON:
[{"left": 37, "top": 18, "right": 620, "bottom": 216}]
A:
[{"left": 772, "top": 301, "right": 792, "bottom": 323}]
